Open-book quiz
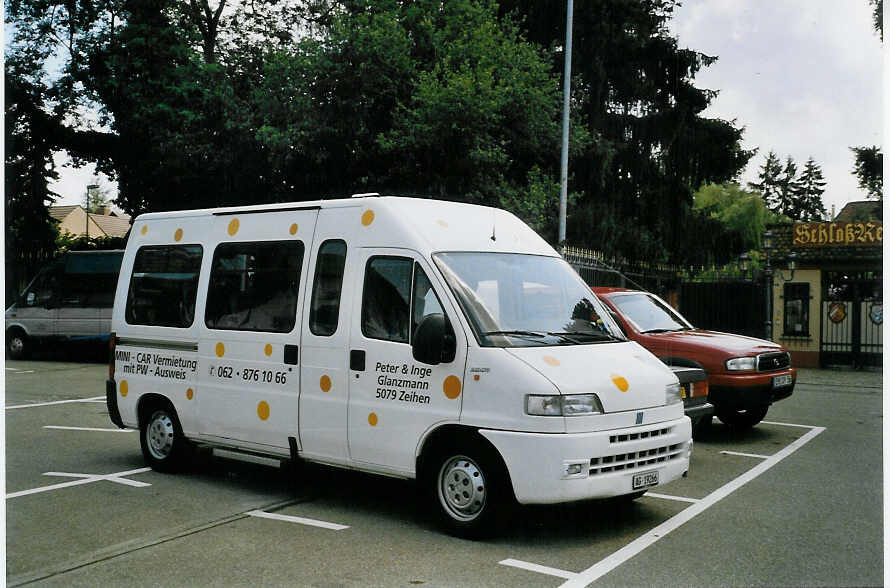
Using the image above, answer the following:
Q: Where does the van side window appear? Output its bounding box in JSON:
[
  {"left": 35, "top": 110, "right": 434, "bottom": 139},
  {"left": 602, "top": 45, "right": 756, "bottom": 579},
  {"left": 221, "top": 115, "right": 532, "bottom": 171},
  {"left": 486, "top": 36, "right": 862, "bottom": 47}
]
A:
[
  {"left": 309, "top": 240, "right": 347, "bottom": 336},
  {"left": 125, "top": 245, "right": 203, "bottom": 327},
  {"left": 205, "top": 241, "right": 304, "bottom": 333},
  {"left": 411, "top": 264, "right": 444, "bottom": 336},
  {"left": 362, "top": 257, "right": 412, "bottom": 343}
]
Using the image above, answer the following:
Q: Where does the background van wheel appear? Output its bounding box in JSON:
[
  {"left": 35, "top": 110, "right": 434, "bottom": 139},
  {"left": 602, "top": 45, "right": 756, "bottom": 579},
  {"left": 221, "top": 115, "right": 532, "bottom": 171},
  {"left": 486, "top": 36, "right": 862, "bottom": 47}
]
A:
[
  {"left": 716, "top": 405, "right": 769, "bottom": 429},
  {"left": 140, "top": 406, "right": 190, "bottom": 472},
  {"left": 7, "top": 330, "right": 29, "bottom": 360},
  {"left": 428, "top": 440, "right": 511, "bottom": 538}
]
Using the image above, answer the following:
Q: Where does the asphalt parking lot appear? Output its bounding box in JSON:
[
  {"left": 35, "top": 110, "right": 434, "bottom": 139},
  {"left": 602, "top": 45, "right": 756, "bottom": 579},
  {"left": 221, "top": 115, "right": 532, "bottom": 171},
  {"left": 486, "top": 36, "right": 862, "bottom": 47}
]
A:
[{"left": 5, "top": 358, "right": 883, "bottom": 587}]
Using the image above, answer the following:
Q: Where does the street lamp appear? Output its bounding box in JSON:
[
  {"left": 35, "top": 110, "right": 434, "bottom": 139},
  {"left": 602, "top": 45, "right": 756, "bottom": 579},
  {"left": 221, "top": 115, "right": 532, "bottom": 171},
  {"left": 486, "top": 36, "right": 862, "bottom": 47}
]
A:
[
  {"left": 85, "top": 184, "right": 99, "bottom": 240},
  {"left": 761, "top": 229, "right": 774, "bottom": 341}
]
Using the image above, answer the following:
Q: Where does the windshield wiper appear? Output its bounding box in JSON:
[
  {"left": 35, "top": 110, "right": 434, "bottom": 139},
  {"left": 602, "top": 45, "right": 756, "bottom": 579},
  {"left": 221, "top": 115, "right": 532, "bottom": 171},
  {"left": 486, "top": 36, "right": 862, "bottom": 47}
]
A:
[
  {"left": 547, "top": 330, "right": 622, "bottom": 343},
  {"left": 641, "top": 328, "right": 682, "bottom": 334},
  {"left": 483, "top": 330, "right": 547, "bottom": 339}
]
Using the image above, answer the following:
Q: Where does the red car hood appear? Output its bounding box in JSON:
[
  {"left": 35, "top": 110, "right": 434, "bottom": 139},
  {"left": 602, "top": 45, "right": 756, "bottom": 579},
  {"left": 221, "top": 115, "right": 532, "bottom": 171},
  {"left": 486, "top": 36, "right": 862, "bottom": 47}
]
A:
[{"left": 648, "top": 329, "right": 783, "bottom": 357}]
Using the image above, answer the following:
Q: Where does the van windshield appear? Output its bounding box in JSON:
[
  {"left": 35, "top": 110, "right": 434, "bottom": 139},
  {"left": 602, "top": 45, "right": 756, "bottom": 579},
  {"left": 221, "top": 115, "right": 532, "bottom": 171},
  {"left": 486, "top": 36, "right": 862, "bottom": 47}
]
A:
[{"left": 433, "top": 252, "right": 625, "bottom": 347}]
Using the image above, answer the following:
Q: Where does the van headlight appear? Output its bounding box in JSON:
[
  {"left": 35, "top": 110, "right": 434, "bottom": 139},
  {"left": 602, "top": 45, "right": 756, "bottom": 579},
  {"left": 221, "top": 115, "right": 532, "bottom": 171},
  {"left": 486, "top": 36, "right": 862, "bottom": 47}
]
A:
[
  {"left": 725, "top": 357, "right": 756, "bottom": 371},
  {"left": 526, "top": 394, "right": 604, "bottom": 416},
  {"left": 665, "top": 382, "right": 683, "bottom": 405}
]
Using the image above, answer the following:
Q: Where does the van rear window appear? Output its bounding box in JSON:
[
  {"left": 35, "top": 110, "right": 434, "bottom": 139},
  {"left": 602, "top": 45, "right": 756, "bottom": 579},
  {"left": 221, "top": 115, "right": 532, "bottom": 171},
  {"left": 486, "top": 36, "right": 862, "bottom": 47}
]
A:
[
  {"left": 125, "top": 245, "right": 203, "bottom": 328},
  {"left": 205, "top": 241, "right": 304, "bottom": 333}
]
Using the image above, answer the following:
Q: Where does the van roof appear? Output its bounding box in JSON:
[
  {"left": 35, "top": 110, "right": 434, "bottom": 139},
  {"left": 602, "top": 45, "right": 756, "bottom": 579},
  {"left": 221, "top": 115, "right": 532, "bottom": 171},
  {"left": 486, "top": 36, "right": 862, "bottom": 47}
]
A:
[{"left": 133, "top": 196, "right": 557, "bottom": 257}]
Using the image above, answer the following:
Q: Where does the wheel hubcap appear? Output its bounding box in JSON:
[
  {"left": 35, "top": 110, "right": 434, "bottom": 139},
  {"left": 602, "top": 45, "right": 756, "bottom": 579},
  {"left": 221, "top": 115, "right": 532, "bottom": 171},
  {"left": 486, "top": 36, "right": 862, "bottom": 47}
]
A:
[
  {"left": 438, "top": 455, "right": 486, "bottom": 521},
  {"left": 146, "top": 412, "right": 175, "bottom": 460},
  {"left": 9, "top": 337, "right": 23, "bottom": 354}
]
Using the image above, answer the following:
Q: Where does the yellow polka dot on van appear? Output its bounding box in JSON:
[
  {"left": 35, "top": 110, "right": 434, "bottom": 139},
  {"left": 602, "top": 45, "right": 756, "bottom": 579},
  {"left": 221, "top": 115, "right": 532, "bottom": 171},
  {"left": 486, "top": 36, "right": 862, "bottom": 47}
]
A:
[
  {"left": 437, "top": 220, "right": 449, "bottom": 228},
  {"left": 368, "top": 412, "right": 378, "bottom": 426},
  {"left": 186, "top": 388, "right": 194, "bottom": 400},
  {"left": 174, "top": 228, "right": 183, "bottom": 242},
  {"left": 215, "top": 342, "right": 225, "bottom": 357},
  {"left": 611, "top": 374, "right": 629, "bottom": 392},
  {"left": 289, "top": 223, "right": 298, "bottom": 235},
  {"left": 120, "top": 380, "right": 128, "bottom": 397},
  {"left": 443, "top": 375, "right": 462, "bottom": 399},
  {"left": 320, "top": 375, "right": 332, "bottom": 393},
  {"left": 227, "top": 218, "right": 240, "bottom": 236},
  {"left": 543, "top": 356, "right": 560, "bottom": 367},
  {"left": 257, "top": 401, "right": 270, "bottom": 421},
  {"left": 264, "top": 343, "right": 273, "bottom": 357},
  {"left": 140, "top": 225, "right": 147, "bottom": 236},
  {"left": 361, "top": 210, "right": 375, "bottom": 226}
]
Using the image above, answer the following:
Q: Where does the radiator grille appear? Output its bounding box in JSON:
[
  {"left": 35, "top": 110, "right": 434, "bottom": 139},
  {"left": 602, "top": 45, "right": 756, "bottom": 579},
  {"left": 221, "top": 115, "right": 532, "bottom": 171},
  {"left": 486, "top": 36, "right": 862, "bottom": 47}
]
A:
[
  {"left": 609, "top": 427, "right": 672, "bottom": 444},
  {"left": 590, "top": 443, "right": 684, "bottom": 476}
]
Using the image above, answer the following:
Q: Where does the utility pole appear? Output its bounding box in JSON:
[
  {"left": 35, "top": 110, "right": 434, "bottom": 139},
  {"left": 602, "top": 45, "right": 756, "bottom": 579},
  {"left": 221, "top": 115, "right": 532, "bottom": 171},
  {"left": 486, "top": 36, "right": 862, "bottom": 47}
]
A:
[{"left": 558, "top": 0, "right": 574, "bottom": 253}]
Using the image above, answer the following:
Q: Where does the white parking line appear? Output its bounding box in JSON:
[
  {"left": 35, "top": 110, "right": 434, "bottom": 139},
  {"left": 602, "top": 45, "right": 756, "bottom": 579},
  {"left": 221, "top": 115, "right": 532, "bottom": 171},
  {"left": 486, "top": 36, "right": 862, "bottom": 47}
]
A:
[
  {"left": 43, "top": 426, "right": 133, "bottom": 433},
  {"left": 721, "top": 450, "right": 769, "bottom": 459},
  {"left": 6, "top": 396, "right": 105, "bottom": 410},
  {"left": 499, "top": 559, "right": 579, "bottom": 580},
  {"left": 645, "top": 492, "right": 700, "bottom": 504},
  {"left": 247, "top": 510, "right": 350, "bottom": 531},
  {"left": 6, "top": 467, "right": 152, "bottom": 499},
  {"left": 558, "top": 424, "right": 825, "bottom": 587},
  {"left": 7, "top": 369, "right": 35, "bottom": 374}
]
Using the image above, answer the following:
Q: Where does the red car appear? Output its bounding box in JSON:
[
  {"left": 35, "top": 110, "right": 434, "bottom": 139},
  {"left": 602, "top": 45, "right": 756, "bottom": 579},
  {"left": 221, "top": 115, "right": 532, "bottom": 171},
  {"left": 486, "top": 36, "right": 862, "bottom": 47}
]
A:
[{"left": 593, "top": 287, "right": 796, "bottom": 429}]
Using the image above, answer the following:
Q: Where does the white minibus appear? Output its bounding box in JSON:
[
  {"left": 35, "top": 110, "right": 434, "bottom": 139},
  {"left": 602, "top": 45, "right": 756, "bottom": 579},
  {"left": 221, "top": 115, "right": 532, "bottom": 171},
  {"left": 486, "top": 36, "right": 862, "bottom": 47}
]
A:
[{"left": 106, "top": 196, "right": 691, "bottom": 536}]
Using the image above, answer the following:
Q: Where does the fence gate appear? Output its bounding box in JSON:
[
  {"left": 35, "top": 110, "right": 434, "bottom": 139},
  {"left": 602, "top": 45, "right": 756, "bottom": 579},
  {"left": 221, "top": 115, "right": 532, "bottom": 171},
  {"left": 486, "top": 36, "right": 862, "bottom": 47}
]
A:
[
  {"left": 678, "top": 280, "right": 767, "bottom": 339},
  {"left": 821, "top": 271, "right": 883, "bottom": 368}
]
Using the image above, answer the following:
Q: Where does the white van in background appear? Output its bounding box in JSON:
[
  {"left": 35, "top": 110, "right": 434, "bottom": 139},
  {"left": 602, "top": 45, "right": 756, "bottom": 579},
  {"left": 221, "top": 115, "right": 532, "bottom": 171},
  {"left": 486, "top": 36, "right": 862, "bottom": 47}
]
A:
[
  {"left": 6, "top": 250, "right": 124, "bottom": 358},
  {"left": 106, "top": 196, "right": 691, "bottom": 536}
]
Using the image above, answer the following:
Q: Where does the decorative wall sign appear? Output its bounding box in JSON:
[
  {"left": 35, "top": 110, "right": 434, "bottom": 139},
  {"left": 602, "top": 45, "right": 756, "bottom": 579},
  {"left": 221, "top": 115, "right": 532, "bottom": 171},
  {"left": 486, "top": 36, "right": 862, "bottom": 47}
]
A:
[
  {"left": 793, "top": 222, "right": 882, "bottom": 247},
  {"left": 828, "top": 302, "right": 847, "bottom": 324},
  {"left": 869, "top": 304, "right": 882, "bottom": 325}
]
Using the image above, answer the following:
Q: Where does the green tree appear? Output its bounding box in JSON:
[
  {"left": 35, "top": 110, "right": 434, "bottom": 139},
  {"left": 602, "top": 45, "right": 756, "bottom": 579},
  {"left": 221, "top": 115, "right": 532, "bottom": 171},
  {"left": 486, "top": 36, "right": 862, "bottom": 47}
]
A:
[
  {"left": 748, "top": 150, "right": 783, "bottom": 212},
  {"left": 498, "top": 0, "right": 753, "bottom": 264},
  {"left": 694, "top": 182, "right": 786, "bottom": 250},
  {"left": 851, "top": 146, "right": 883, "bottom": 200},
  {"left": 870, "top": 0, "right": 883, "bottom": 40},
  {"left": 5, "top": 52, "right": 62, "bottom": 300},
  {"left": 793, "top": 157, "right": 827, "bottom": 220}
]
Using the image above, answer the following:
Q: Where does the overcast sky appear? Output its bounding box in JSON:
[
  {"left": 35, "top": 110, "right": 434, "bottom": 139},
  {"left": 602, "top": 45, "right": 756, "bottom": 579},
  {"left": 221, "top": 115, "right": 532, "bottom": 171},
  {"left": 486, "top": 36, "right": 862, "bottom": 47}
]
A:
[
  {"left": 51, "top": 0, "right": 883, "bottom": 218},
  {"left": 670, "top": 0, "right": 883, "bottom": 216}
]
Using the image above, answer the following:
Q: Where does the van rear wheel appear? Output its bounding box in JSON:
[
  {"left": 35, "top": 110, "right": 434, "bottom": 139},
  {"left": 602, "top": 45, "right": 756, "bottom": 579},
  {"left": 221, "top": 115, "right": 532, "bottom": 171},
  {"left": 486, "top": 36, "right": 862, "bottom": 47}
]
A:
[
  {"left": 6, "top": 330, "right": 29, "bottom": 360},
  {"left": 140, "top": 406, "right": 189, "bottom": 472}
]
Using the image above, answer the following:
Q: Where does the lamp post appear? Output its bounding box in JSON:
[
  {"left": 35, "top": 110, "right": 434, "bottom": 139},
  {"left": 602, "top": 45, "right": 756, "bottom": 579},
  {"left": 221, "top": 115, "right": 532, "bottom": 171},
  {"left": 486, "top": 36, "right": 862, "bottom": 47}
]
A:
[
  {"left": 558, "top": 0, "right": 573, "bottom": 253},
  {"left": 762, "top": 230, "right": 774, "bottom": 341}
]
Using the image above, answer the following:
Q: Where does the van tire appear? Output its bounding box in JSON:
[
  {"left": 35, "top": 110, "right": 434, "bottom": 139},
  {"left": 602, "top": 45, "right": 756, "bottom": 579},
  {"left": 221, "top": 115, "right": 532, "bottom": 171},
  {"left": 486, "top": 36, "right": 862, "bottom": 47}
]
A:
[
  {"left": 427, "top": 440, "right": 510, "bottom": 538},
  {"left": 140, "top": 405, "right": 189, "bottom": 472},
  {"left": 716, "top": 405, "right": 769, "bottom": 429},
  {"left": 6, "top": 329, "right": 29, "bottom": 360}
]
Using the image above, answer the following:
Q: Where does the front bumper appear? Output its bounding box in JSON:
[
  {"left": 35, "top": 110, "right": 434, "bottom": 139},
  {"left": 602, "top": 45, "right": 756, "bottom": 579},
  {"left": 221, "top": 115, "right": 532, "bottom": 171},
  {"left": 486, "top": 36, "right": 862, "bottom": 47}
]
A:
[
  {"left": 480, "top": 415, "right": 692, "bottom": 504},
  {"left": 708, "top": 367, "right": 796, "bottom": 410}
]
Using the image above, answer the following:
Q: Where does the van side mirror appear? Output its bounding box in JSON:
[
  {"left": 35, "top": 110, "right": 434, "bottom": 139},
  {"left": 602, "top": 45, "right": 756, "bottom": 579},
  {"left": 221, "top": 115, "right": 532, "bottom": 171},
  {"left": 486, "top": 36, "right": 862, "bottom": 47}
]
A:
[{"left": 412, "top": 313, "right": 456, "bottom": 365}]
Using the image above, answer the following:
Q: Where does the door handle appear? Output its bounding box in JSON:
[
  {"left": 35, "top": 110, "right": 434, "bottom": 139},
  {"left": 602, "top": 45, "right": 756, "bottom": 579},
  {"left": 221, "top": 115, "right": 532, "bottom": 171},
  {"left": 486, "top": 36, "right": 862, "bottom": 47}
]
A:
[
  {"left": 350, "top": 349, "right": 366, "bottom": 371},
  {"left": 284, "top": 344, "right": 299, "bottom": 365}
]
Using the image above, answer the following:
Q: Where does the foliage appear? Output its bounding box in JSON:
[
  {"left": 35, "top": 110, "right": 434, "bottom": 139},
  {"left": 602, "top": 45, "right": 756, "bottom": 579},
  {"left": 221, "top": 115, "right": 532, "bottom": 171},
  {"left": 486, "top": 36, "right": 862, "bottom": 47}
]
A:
[
  {"left": 871, "top": 0, "right": 883, "bottom": 40},
  {"left": 851, "top": 146, "right": 883, "bottom": 200},
  {"left": 693, "top": 183, "right": 787, "bottom": 250},
  {"left": 749, "top": 151, "right": 827, "bottom": 221},
  {"left": 7, "top": 0, "right": 753, "bottom": 267},
  {"left": 498, "top": 0, "right": 752, "bottom": 264},
  {"left": 56, "top": 232, "right": 127, "bottom": 253},
  {"left": 5, "top": 51, "right": 62, "bottom": 300}
]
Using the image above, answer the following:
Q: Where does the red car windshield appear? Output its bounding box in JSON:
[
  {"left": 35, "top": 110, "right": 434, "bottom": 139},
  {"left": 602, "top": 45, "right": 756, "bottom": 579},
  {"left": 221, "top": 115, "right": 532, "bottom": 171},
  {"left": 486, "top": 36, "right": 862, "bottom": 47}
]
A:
[{"left": 609, "top": 292, "right": 693, "bottom": 333}]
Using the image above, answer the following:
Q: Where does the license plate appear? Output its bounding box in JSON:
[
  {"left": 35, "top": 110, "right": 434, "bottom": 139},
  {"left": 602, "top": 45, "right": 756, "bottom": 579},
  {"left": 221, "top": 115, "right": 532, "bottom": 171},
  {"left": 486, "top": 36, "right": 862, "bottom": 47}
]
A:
[
  {"left": 773, "top": 374, "right": 793, "bottom": 388},
  {"left": 632, "top": 470, "right": 659, "bottom": 490}
]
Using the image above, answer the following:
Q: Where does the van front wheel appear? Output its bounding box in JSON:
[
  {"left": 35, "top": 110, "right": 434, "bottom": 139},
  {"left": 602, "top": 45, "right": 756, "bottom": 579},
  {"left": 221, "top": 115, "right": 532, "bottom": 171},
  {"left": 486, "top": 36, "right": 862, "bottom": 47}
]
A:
[
  {"left": 429, "top": 442, "right": 509, "bottom": 538},
  {"left": 140, "top": 407, "right": 189, "bottom": 472}
]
